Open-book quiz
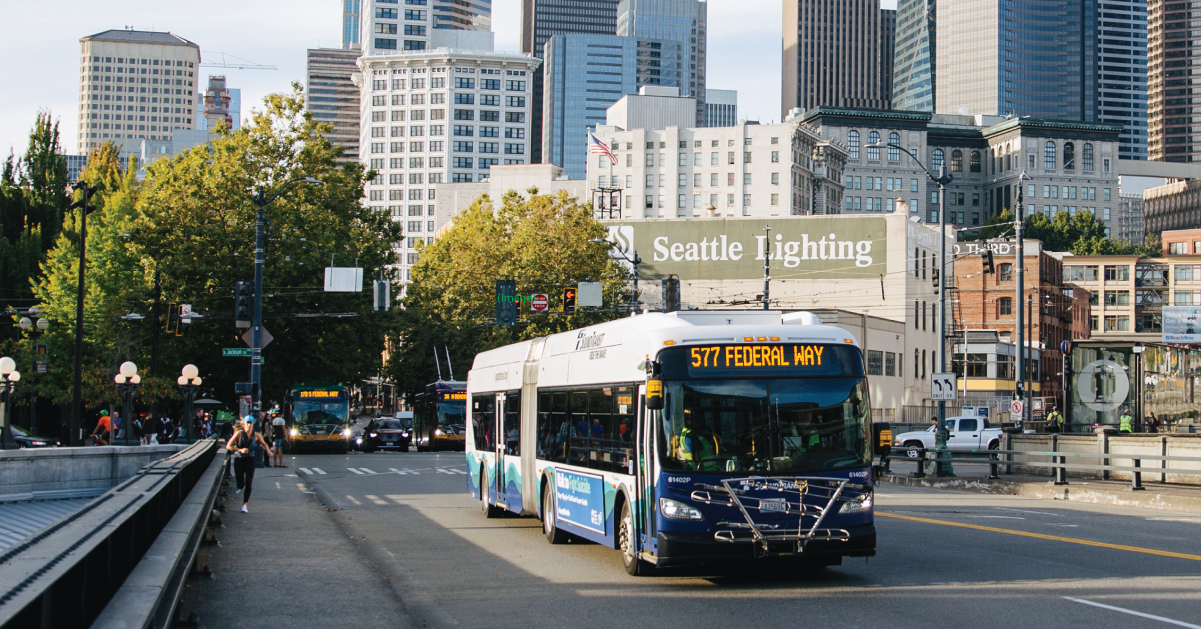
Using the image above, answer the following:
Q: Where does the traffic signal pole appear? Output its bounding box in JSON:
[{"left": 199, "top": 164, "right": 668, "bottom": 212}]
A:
[{"left": 251, "top": 190, "right": 266, "bottom": 413}]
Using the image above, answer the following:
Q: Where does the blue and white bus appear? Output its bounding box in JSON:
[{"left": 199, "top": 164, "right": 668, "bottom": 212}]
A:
[{"left": 465, "top": 311, "right": 875, "bottom": 575}]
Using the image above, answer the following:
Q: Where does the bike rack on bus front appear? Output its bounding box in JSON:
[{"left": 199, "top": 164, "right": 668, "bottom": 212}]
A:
[{"left": 690, "top": 476, "right": 868, "bottom": 558}]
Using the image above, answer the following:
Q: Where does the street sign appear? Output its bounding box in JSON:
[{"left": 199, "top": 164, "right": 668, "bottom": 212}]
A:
[
  {"left": 531, "top": 293, "right": 549, "bottom": 312},
  {"left": 223, "top": 348, "right": 252, "bottom": 357},
  {"left": 577, "top": 282, "right": 603, "bottom": 307},
  {"left": 1010, "top": 399, "right": 1025, "bottom": 421},
  {"left": 930, "top": 372, "right": 958, "bottom": 401},
  {"left": 241, "top": 326, "right": 274, "bottom": 349}
]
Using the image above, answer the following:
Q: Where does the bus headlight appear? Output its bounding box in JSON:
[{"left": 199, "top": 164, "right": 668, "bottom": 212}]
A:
[
  {"left": 435, "top": 429, "right": 443, "bottom": 436},
  {"left": 839, "top": 493, "right": 873, "bottom": 514},
  {"left": 659, "top": 497, "right": 704, "bottom": 521},
  {"left": 290, "top": 428, "right": 299, "bottom": 437},
  {"left": 342, "top": 428, "right": 353, "bottom": 438}
]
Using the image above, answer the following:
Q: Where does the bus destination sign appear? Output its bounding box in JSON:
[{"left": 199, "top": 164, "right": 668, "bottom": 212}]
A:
[
  {"left": 441, "top": 392, "right": 467, "bottom": 401},
  {"left": 690, "top": 344, "right": 826, "bottom": 369},
  {"left": 659, "top": 344, "right": 861, "bottom": 379},
  {"left": 298, "top": 390, "right": 342, "bottom": 399}
]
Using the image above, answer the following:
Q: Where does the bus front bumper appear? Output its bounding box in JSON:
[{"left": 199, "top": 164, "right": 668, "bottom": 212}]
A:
[{"left": 654, "top": 523, "right": 876, "bottom": 567}]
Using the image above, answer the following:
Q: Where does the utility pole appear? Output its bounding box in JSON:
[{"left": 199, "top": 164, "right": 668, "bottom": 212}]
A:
[
  {"left": 252, "top": 188, "right": 267, "bottom": 413},
  {"left": 762, "top": 225, "right": 771, "bottom": 310},
  {"left": 68, "top": 182, "right": 96, "bottom": 446},
  {"left": 1014, "top": 173, "right": 1029, "bottom": 424}
]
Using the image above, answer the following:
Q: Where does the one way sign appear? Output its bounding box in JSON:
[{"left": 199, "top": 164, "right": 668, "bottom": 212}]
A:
[{"left": 931, "top": 372, "right": 958, "bottom": 401}]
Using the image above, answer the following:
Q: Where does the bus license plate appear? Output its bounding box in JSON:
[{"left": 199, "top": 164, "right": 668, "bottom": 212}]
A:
[{"left": 759, "top": 500, "right": 787, "bottom": 513}]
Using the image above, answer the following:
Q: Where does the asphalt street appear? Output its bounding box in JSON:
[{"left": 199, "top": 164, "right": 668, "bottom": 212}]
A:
[{"left": 188, "top": 449, "right": 1201, "bottom": 629}]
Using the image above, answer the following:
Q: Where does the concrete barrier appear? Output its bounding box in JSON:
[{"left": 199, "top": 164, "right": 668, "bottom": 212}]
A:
[
  {"left": 1006, "top": 433, "right": 1201, "bottom": 485},
  {"left": 0, "top": 445, "right": 189, "bottom": 500}
]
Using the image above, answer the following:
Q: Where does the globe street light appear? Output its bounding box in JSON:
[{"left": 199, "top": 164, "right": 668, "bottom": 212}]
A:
[
  {"left": 1, "top": 356, "right": 21, "bottom": 449},
  {"left": 114, "top": 361, "right": 140, "bottom": 446},
  {"left": 178, "top": 364, "right": 203, "bottom": 442},
  {"left": 17, "top": 307, "right": 49, "bottom": 434}
]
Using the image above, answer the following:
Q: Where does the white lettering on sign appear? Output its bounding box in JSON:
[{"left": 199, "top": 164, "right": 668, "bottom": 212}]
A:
[
  {"left": 651, "top": 233, "right": 872, "bottom": 268},
  {"left": 654, "top": 235, "right": 743, "bottom": 263},
  {"left": 588, "top": 349, "right": 607, "bottom": 360},
  {"left": 575, "top": 332, "right": 605, "bottom": 351}
]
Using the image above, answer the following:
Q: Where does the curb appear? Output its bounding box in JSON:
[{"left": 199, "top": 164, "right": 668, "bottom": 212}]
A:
[{"left": 882, "top": 474, "right": 1201, "bottom": 516}]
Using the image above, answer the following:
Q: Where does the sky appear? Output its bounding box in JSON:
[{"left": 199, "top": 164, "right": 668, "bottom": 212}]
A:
[{"left": 0, "top": 0, "right": 895, "bottom": 158}]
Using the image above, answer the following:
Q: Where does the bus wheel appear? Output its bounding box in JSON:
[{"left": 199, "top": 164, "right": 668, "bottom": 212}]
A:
[
  {"left": 542, "top": 482, "right": 568, "bottom": 544},
  {"left": 620, "top": 501, "right": 651, "bottom": 576},
  {"left": 480, "top": 468, "right": 502, "bottom": 519}
]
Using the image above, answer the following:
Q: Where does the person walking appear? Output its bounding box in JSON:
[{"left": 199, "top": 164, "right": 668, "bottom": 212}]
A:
[
  {"left": 1119, "top": 408, "right": 1134, "bottom": 434},
  {"left": 1145, "top": 411, "right": 1160, "bottom": 434},
  {"left": 271, "top": 413, "right": 286, "bottom": 467},
  {"left": 227, "top": 416, "right": 274, "bottom": 513},
  {"left": 1045, "top": 407, "right": 1064, "bottom": 433},
  {"left": 157, "top": 415, "right": 175, "bottom": 444}
]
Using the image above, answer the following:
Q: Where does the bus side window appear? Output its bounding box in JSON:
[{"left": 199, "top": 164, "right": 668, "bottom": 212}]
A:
[
  {"left": 589, "top": 388, "right": 615, "bottom": 472},
  {"left": 551, "top": 392, "right": 568, "bottom": 464},
  {"left": 569, "top": 391, "right": 589, "bottom": 465},
  {"left": 504, "top": 391, "right": 521, "bottom": 455},
  {"left": 614, "top": 386, "right": 635, "bottom": 471},
  {"left": 537, "top": 393, "right": 551, "bottom": 458},
  {"left": 472, "top": 394, "right": 495, "bottom": 451}
]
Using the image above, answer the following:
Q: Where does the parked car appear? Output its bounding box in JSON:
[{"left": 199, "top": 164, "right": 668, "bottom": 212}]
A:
[
  {"left": 9, "top": 425, "right": 58, "bottom": 448},
  {"left": 893, "top": 417, "right": 1003, "bottom": 458},
  {"left": 361, "top": 419, "right": 412, "bottom": 453}
]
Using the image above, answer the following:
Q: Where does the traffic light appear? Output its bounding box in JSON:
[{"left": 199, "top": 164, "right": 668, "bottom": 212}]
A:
[
  {"left": 980, "top": 249, "right": 995, "bottom": 274},
  {"left": 661, "top": 277, "right": 680, "bottom": 312},
  {"left": 495, "top": 279, "right": 517, "bottom": 325},
  {"left": 165, "top": 303, "right": 178, "bottom": 334},
  {"left": 563, "top": 287, "right": 577, "bottom": 315},
  {"left": 234, "top": 281, "right": 252, "bottom": 328}
]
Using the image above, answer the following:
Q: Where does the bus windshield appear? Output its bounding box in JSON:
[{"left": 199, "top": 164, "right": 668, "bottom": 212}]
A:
[
  {"left": 293, "top": 401, "right": 348, "bottom": 425},
  {"left": 658, "top": 377, "right": 870, "bottom": 474},
  {"left": 437, "top": 400, "right": 466, "bottom": 426}
]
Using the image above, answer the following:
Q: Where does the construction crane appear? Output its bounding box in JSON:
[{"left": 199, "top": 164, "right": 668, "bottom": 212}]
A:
[{"left": 200, "top": 52, "right": 277, "bottom": 71}]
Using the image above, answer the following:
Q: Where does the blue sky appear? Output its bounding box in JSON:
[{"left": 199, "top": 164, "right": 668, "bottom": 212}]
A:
[{"left": 0, "top": 0, "right": 894, "bottom": 158}]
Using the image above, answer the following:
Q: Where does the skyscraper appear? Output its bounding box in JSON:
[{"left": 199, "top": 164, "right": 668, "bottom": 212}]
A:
[
  {"left": 521, "top": 0, "right": 621, "bottom": 163},
  {"left": 616, "top": 0, "right": 707, "bottom": 124},
  {"left": 1097, "top": 0, "right": 1147, "bottom": 160},
  {"left": 782, "top": 0, "right": 893, "bottom": 116},
  {"left": 343, "top": 0, "right": 361, "bottom": 49},
  {"left": 880, "top": 7, "right": 896, "bottom": 107},
  {"left": 1147, "top": 0, "right": 1199, "bottom": 163},
  {"left": 77, "top": 30, "right": 201, "bottom": 157},
  {"left": 935, "top": 0, "right": 1097, "bottom": 121},
  {"left": 201, "top": 75, "right": 234, "bottom": 130},
  {"left": 360, "top": 0, "right": 493, "bottom": 56},
  {"left": 892, "top": 0, "right": 935, "bottom": 111},
  {"left": 704, "top": 89, "right": 737, "bottom": 127},
  {"left": 542, "top": 34, "right": 682, "bottom": 178},
  {"left": 307, "top": 48, "right": 362, "bottom": 163}
]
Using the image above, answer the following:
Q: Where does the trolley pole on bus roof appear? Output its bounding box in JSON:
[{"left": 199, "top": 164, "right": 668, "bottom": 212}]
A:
[{"left": 249, "top": 177, "right": 322, "bottom": 412}]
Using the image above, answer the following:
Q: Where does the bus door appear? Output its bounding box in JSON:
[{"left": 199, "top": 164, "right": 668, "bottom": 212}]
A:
[
  {"left": 637, "top": 385, "right": 657, "bottom": 554},
  {"left": 493, "top": 392, "right": 507, "bottom": 505}
]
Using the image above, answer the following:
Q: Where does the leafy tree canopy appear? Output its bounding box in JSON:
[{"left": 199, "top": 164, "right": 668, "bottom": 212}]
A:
[{"left": 972, "top": 209, "right": 1157, "bottom": 256}]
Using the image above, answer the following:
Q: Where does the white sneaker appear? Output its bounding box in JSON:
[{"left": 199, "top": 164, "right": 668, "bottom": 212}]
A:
[
  {"left": 235, "top": 487, "right": 242, "bottom": 494},
  {"left": 241, "top": 504, "right": 248, "bottom": 513}
]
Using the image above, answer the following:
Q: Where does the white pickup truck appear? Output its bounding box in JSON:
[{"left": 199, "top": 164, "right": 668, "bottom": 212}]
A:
[{"left": 893, "top": 417, "right": 1004, "bottom": 458}]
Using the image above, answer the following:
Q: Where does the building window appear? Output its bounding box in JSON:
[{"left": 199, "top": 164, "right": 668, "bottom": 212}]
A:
[
  {"left": 867, "top": 131, "right": 880, "bottom": 160},
  {"left": 1083, "top": 143, "right": 1094, "bottom": 171},
  {"left": 884, "top": 352, "right": 896, "bottom": 377},
  {"left": 950, "top": 150, "right": 963, "bottom": 172},
  {"left": 932, "top": 149, "right": 944, "bottom": 173},
  {"left": 848, "top": 130, "right": 860, "bottom": 160},
  {"left": 1063, "top": 142, "right": 1075, "bottom": 171},
  {"left": 887, "top": 133, "right": 900, "bottom": 162},
  {"left": 867, "top": 351, "right": 884, "bottom": 375},
  {"left": 998, "top": 263, "right": 1012, "bottom": 282},
  {"left": 1044, "top": 142, "right": 1056, "bottom": 169},
  {"left": 969, "top": 150, "right": 981, "bottom": 173},
  {"left": 999, "top": 297, "right": 1013, "bottom": 316}
]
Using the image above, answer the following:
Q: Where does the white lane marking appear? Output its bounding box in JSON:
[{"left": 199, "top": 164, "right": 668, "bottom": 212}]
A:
[
  {"left": 968, "top": 516, "right": 1024, "bottom": 519},
  {"left": 275, "top": 482, "right": 281, "bottom": 490},
  {"left": 359, "top": 467, "right": 377, "bottom": 475},
  {"left": 285, "top": 474, "right": 298, "bottom": 477},
  {"left": 296, "top": 483, "right": 307, "bottom": 491},
  {"left": 1147, "top": 518, "right": 1201, "bottom": 523},
  {"left": 348, "top": 468, "right": 365, "bottom": 475},
  {"left": 1065, "top": 597, "right": 1201, "bottom": 628},
  {"left": 311, "top": 468, "right": 327, "bottom": 475},
  {"left": 994, "top": 507, "right": 1064, "bottom": 517},
  {"left": 436, "top": 468, "right": 456, "bottom": 474},
  {"left": 299, "top": 468, "right": 313, "bottom": 475},
  {"left": 390, "top": 468, "right": 420, "bottom": 475},
  {"left": 436, "top": 467, "right": 467, "bottom": 475},
  {"left": 364, "top": 494, "right": 388, "bottom": 505},
  {"left": 1046, "top": 524, "right": 1079, "bottom": 528},
  {"left": 346, "top": 495, "right": 362, "bottom": 505}
]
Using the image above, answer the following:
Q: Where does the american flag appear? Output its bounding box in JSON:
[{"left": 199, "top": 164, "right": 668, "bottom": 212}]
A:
[{"left": 588, "top": 133, "right": 617, "bottom": 164}]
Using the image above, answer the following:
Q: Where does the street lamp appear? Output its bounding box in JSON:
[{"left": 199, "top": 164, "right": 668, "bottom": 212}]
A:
[
  {"left": 178, "top": 364, "right": 203, "bottom": 442},
  {"left": 0, "top": 356, "right": 20, "bottom": 449},
  {"left": 18, "top": 307, "right": 49, "bottom": 435},
  {"left": 69, "top": 181, "right": 98, "bottom": 447},
  {"left": 589, "top": 238, "right": 642, "bottom": 311},
  {"left": 249, "top": 177, "right": 323, "bottom": 414},
  {"left": 871, "top": 141, "right": 954, "bottom": 451},
  {"left": 114, "top": 361, "right": 140, "bottom": 446}
]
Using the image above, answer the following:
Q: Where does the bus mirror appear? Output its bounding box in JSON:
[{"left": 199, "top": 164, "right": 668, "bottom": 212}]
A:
[{"left": 646, "top": 379, "right": 664, "bottom": 410}]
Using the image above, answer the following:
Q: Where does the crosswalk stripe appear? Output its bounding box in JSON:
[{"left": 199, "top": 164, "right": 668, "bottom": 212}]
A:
[
  {"left": 312, "top": 468, "right": 327, "bottom": 475},
  {"left": 345, "top": 495, "right": 361, "bottom": 505},
  {"left": 299, "top": 468, "right": 313, "bottom": 475},
  {"left": 359, "top": 467, "right": 377, "bottom": 474},
  {"left": 436, "top": 468, "right": 454, "bottom": 474},
  {"left": 389, "top": 468, "right": 419, "bottom": 475},
  {"left": 364, "top": 494, "right": 389, "bottom": 505},
  {"left": 348, "top": 468, "right": 365, "bottom": 475}
]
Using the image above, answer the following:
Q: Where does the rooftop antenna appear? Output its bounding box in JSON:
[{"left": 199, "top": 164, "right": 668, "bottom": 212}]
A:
[
  {"left": 445, "top": 346, "right": 455, "bottom": 381},
  {"left": 433, "top": 346, "right": 444, "bottom": 381}
]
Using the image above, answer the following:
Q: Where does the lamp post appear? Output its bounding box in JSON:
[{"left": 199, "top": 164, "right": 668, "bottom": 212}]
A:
[
  {"left": 18, "top": 308, "right": 49, "bottom": 435},
  {"left": 873, "top": 141, "right": 954, "bottom": 437},
  {"left": 114, "top": 361, "right": 140, "bottom": 447},
  {"left": 178, "top": 364, "right": 203, "bottom": 443},
  {"left": 249, "top": 177, "right": 323, "bottom": 414},
  {"left": 69, "top": 182, "right": 97, "bottom": 446},
  {"left": 589, "top": 238, "right": 642, "bottom": 311},
  {"left": 0, "top": 356, "right": 20, "bottom": 449}
]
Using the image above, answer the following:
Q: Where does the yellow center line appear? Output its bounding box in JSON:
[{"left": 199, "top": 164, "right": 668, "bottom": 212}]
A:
[{"left": 877, "top": 511, "right": 1201, "bottom": 562}]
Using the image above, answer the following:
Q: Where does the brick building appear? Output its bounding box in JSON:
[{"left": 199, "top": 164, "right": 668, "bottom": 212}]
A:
[{"left": 951, "top": 239, "right": 1091, "bottom": 403}]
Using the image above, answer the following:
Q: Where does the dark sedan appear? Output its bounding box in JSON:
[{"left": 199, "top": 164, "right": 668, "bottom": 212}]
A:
[
  {"left": 361, "top": 419, "right": 412, "bottom": 453},
  {"left": 9, "top": 426, "right": 58, "bottom": 448}
]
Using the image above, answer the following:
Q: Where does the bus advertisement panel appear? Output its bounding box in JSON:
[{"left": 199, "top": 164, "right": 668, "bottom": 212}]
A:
[
  {"left": 284, "top": 383, "right": 352, "bottom": 453},
  {"left": 465, "top": 311, "right": 875, "bottom": 576}
]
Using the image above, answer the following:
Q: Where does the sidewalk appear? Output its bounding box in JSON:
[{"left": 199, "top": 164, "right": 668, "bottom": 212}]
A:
[
  {"left": 179, "top": 465, "right": 410, "bottom": 628},
  {"left": 882, "top": 463, "right": 1201, "bottom": 515}
]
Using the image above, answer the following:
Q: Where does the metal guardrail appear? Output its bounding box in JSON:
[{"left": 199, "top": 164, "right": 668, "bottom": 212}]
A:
[
  {"left": 0, "top": 440, "right": 221, "bottom": 628},
  {"left": 882, "top": 448, "right": 1201, "bottom": 491}
]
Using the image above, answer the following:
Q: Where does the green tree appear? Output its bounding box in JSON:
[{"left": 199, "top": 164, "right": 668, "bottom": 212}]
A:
[
  {"left": 389, "top": 189, "right": 628, "bottom": 400},
  {"left": 128, "top": 85, "right": 402, "bottom": 406}
]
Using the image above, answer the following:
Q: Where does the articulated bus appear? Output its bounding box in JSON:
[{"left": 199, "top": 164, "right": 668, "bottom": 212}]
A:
[
  {"left": 413, "top": 380, "right": 467, "bottom": 452},
  {"left": 465, "top": 311, "right": 875, "bottom": 575},
  {"left": 284, "top": 382, "right": 353, "bottom": 454}
]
